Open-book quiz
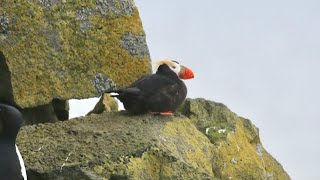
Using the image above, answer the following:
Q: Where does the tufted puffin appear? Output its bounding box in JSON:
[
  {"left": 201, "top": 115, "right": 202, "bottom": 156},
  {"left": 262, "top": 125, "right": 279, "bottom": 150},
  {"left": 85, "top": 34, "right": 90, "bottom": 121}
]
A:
[
  {"left": 107, "top": 59, "right": 194, "bottom": 115},
  {"left": 0, "top": 102, "right": 27, "bottom": 180}
]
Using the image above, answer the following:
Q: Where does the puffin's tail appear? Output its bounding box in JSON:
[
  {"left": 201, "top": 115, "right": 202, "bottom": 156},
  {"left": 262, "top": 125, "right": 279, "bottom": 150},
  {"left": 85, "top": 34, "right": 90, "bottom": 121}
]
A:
[
  {"left": 106, "top": 88, "right": 143, "bottom": 113},
  {"left": 105, "top": 88, "right": 140, "bottom": 99},
  {"left": 104, "top": 89, "right": 120, "bottom": 98}
]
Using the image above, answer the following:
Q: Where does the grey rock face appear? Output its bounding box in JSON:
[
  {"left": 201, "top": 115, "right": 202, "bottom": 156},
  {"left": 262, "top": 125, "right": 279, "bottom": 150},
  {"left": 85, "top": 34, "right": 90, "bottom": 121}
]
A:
[
  {"left": 92, "top": 74, "right": 117, "bottom": 95},
  {"left": 0, "top": 12, "right": 9, "bottom": 39},
  {"left": 96, "top": 0, "right": 135, "bottom": 17},
  {"left": 121, "top": 32, "right": 150, "bottom": 58}
]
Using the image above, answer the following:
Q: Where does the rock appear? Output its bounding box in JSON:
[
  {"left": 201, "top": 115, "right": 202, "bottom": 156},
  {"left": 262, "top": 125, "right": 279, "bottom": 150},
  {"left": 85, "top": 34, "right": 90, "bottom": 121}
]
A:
[
  {"left": 17, "top": 98, "right": 290, "bottom": 179},
  {"left": 179, "top": 99, "right": 289, "bottom": 179},
  {"left": 87, "top": 93, "right": 118, "bottom": 116},
  {"left": 0, "top": 51, "right": 13, "bottom": 103},
  {"left": 52, "top": 99, "right": 69, "bottom": 121},
  {"left": 18, "top": 98, "right": 69, "bottom": 125},
  {"left": 21, "top": 102, "right": 58, "bottom": 125},
  {"left": 0, "top": 0, "right": 151, "bottom": 109}
]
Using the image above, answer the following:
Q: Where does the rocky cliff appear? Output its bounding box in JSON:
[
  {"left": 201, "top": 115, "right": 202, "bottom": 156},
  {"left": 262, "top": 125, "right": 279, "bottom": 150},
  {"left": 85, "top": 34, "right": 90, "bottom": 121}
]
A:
[
  {"left": 0, "top": 0, "right": 150, "bottom": 124},
  {"left": 17, "top": 98, "right": 290, "bottom": 180}
]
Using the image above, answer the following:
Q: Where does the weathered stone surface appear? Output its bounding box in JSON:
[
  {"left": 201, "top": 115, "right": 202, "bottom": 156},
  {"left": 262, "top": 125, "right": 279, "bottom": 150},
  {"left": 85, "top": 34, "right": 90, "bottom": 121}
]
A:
[
  {"left": 17, "top": 98, "right": 290, "bottom": 179},
  {"left": 0, "top": 0, "right": 151, "bottom": 108}
]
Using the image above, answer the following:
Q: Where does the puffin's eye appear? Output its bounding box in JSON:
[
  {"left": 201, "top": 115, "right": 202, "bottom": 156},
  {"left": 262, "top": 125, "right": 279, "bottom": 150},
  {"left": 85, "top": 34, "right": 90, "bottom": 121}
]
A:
[{"left": 172, "top": 66, "right": 176, "bottom": 69}]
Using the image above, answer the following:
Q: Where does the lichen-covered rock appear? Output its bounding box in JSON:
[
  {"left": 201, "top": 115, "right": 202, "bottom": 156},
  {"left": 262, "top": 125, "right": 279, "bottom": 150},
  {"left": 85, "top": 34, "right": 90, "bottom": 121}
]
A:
[
  {"left": 17, "top": 98, "right": 290, "bottom": 179},
  {"left": 86, "top": 93, "right": 118, "bottom": 115},
  {"left": 0, "top": 0, "right": 151, "bottom": 108},
  {"left": 180, "top": 98, "right": 290, "bottom": 180}
]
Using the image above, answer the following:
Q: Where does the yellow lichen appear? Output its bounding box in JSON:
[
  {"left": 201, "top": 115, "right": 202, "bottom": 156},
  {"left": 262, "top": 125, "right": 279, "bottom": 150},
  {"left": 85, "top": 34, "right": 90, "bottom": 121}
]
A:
[
  {"left": 161, "top": 119, "right": 214, "bottom": 176},
  {"left": 215, "top": 120, "right": 290, "bottom": 179},
  {"left": 127, "top": 119, "right": 214, "bottom": 179},
  {"left": 93, "top": 165, "right": 104, "bottom": 174}
]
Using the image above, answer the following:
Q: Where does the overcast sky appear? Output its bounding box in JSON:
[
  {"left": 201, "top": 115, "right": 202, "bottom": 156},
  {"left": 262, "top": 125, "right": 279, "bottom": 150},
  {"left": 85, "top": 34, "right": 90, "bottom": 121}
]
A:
[
  {"left": 134, "top": 0, "right": 320, "bottom": 179},
  {"left": 70, "top": 0, "right": 320, "bottom": 179}
]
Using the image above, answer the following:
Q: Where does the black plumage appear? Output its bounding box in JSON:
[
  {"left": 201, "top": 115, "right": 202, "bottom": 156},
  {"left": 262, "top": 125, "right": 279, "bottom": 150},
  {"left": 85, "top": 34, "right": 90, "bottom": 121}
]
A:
[
  {"left": 0, "top": 103, "right": 26, "bottom": 180},
  {"left": 108, "top": 60, "right": 193, "bottom": 115}
]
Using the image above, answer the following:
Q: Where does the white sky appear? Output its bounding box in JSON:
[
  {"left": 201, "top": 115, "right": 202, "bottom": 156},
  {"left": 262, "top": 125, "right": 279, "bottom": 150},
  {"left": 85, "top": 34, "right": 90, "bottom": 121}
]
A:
[{"left": 70, "top": 1, "right": 320, "bottom": 179}]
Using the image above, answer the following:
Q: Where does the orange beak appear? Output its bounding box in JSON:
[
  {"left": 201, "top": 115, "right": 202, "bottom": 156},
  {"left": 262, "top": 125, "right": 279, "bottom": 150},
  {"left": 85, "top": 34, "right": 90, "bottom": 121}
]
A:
[{"left": 179, "top": 66, "right": 194, "bottom": 79}]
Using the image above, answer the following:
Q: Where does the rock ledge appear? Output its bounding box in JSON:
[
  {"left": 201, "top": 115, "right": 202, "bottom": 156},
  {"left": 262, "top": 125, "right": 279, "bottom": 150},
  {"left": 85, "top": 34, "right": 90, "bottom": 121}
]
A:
[{"left": 17, "top": 98, "right": 290, "bottom": 180}]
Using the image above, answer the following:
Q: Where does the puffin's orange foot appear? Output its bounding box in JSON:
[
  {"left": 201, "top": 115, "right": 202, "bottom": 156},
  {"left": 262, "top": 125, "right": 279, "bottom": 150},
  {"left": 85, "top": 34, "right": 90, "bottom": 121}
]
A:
[
  {"left": 160, "top": 111, "right": 174, "bottom": 116},
  {"left": 149, "top": 111, "right": 174, "bottom": 116}
]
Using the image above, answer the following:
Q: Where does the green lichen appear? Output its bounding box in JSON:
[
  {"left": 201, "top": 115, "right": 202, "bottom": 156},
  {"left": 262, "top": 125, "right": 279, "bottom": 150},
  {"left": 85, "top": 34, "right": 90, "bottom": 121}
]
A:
[
  {"left": 179, "top": 98, "right": 237, "bottom": 144},
  {"left": 206, "top": 127, "right": 228, "bottom": 144}
]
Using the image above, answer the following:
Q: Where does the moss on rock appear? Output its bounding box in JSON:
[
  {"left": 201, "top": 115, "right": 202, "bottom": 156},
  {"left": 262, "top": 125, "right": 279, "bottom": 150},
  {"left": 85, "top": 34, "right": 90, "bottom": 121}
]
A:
[{"left": 0, "top": 0, "right": 151, "bottom": 108}]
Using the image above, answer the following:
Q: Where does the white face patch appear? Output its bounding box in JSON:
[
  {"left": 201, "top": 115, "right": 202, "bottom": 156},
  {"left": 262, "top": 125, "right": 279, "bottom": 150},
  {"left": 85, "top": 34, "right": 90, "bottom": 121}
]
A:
[
  {"left": 168, "top": 62, "right": 181, "bottom": 76},
  {"left": 153, "top": 59, "right": 181, "bottom": 76}
]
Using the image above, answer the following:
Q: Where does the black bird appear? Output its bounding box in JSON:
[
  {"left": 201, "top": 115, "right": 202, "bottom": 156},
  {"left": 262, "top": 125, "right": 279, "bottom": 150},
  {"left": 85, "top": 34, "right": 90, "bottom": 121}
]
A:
[
  {"left": 108, "top": 59, "right": 194, "bottom": 115},
  {"left": 0, "top": 103, "right": 27, "bottom": 180}
]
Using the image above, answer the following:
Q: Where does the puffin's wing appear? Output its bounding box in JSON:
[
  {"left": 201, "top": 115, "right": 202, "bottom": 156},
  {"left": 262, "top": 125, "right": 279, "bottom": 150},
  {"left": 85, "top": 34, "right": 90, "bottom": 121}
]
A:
[
  {"left": 131, "top": 74, "right": 181, "bottom": 111},
  {"left": 145, "top": 81, "right": 181, "bottom": 111}
]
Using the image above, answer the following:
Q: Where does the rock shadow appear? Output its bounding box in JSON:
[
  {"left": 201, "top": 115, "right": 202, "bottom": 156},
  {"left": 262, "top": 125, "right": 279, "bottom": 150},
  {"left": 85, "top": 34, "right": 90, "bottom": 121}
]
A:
[{"left": 0, "top": 51, "right": 14, "bottom": 103}]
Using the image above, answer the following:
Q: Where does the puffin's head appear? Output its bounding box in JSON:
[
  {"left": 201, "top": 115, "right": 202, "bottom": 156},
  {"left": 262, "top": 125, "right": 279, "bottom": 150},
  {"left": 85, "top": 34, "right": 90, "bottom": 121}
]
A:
[{"left": 153, "top": 59, "right": 194, "bottom": 79}]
